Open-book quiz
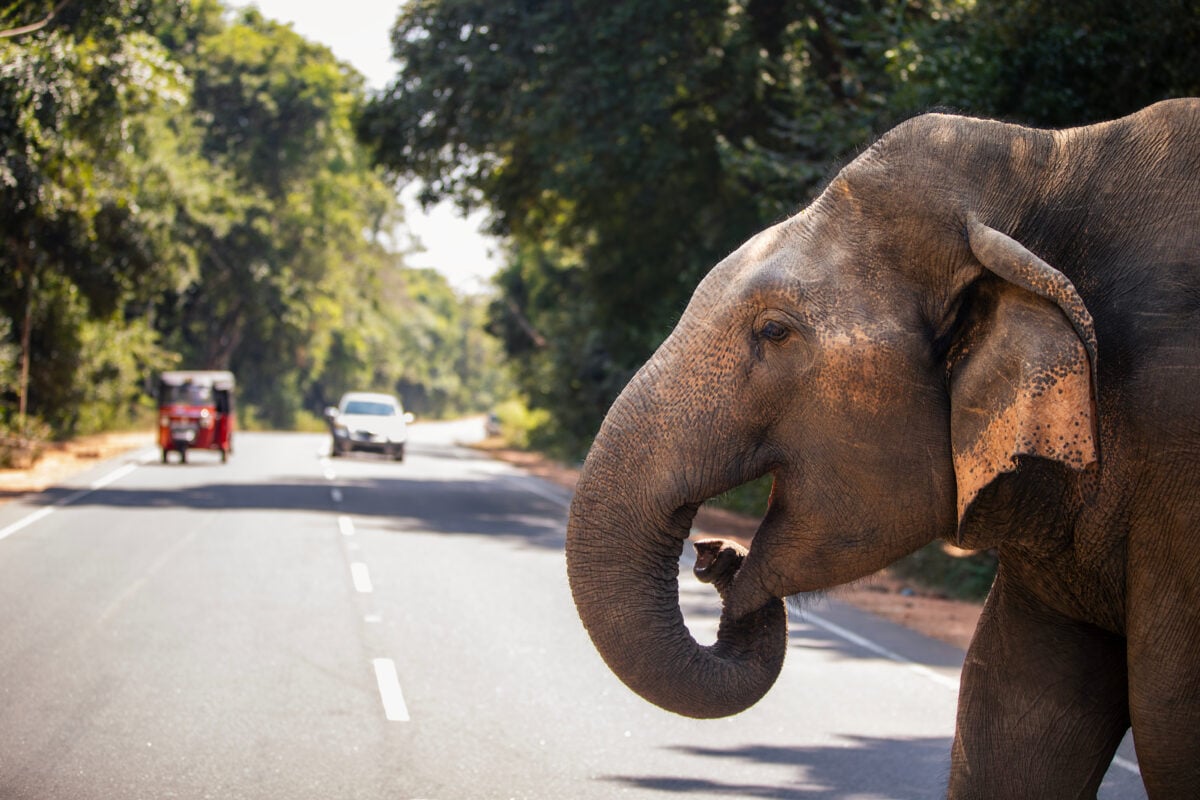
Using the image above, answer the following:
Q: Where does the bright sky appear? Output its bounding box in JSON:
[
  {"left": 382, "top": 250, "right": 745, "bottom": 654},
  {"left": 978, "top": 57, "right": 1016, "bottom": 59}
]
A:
[{"left": 229, "top": 0, "right": 502, "bottom": 293}]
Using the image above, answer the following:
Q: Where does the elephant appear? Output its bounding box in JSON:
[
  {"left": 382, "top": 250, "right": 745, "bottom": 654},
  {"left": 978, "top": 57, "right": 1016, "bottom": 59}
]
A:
[{"left": 565, "top": 99, "right": 1200, "bottom": 798}]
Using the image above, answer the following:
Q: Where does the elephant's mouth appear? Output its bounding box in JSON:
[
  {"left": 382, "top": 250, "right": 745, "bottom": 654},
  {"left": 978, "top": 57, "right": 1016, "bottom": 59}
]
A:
[{"left": 709, "top": 496, "right": 893, "bottom": 626}]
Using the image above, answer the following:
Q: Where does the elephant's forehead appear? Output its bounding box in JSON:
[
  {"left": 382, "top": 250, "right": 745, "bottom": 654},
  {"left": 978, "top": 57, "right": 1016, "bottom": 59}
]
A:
[
  {"left": 700, "top": 225, "right": 891, "bottom": 327},
  {"left": 737, "top": 216, "right": 803, "bottom": 263},
  {"left": 702, "top": 217, "right": 831, "bottom": 296}
]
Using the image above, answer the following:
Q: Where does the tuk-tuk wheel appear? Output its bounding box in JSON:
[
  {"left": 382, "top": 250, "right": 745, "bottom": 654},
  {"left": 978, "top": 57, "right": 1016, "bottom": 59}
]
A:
[
  {"left": 180, "top": 448, "right": 188, "bottom": 464},
  {"left": 220, "top": 447, "right": 228, "bottom": 463},
  {"left": 161, "top": 448, "right": 168, "bottom": 464}
]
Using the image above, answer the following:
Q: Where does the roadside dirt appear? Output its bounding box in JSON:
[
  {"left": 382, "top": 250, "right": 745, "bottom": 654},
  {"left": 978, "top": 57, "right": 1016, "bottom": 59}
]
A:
[
  {"left": 0, "top": 430, "right": 982, "bottom": 651},
  {"left": 0, "top": 430, "right": 153, "bottom": 501},
  {"left": 478, "top": 440, "right": 982, "bottom": 651}
]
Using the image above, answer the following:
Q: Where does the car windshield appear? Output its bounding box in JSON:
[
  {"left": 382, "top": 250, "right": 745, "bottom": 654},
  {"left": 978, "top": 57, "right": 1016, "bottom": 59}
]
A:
[{"left": 343, "top": 400, "right": 396, "bottom": 416}]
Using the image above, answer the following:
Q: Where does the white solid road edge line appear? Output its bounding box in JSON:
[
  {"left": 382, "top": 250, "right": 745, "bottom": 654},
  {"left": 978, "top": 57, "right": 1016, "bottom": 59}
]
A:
[
  {"left": 501, "top": 473, "right": 571, "bottom": 506},
  {"left": 0, "top": 460, "right": 143, "bottom": 543},
  {"left": 0, "top": 506, "right": 55, "bottom": 542},
  {"left": 372, "top": 658, "right": 411, "bottom": 722},
  {"left": 806, "top": 611, "right": 961, "bottom": 691},
  {"left": 1111, "top": 755, "right": 1141, "bottom": 776},
  {"left": 90, "top": 461, "right": 139, "bottom": 490}
]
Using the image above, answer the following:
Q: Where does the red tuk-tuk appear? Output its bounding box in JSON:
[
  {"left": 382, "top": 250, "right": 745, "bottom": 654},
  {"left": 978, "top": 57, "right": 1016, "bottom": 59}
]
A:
[{"left": 157, "top": 370, "right": 236, "bottom": 463}]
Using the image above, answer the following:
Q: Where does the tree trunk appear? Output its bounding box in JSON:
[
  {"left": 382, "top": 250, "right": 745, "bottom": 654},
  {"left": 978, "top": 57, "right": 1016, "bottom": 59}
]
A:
[{"left": 17, "top": 257, "right": 34, "bottom": 434}]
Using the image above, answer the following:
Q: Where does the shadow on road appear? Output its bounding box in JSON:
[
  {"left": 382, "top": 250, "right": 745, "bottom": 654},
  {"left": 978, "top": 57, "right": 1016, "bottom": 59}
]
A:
[
  {"left": 604, "top": 737, "right": 951, "bottom": 798},
  {"left": 27, "top": 471, "right": 569, "bottom": 552}
]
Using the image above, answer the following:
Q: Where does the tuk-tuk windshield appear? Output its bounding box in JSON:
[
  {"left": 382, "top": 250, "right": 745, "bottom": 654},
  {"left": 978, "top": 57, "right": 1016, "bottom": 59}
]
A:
[{"left": 163, "top": 382, "right": 215, "bottom": 405}]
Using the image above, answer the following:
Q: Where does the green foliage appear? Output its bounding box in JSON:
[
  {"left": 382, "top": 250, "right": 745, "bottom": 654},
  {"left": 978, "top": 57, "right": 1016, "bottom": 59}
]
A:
[
  {"left": 0, "top": 318, "right": 16, "bottom": 399},
  {"left": 911, "top": 0, "right": 1200, "bottom": 126},
  {"left": 291, "top": 410, "right": 330, "bottom": 434},
  {"left": 8, "top": 0, "right": 1196, "bottom": 448},
  {"left": 310, "top": 261, "right": 511, "bottom": 420},
  {"left": 0, "top": 0, "right": 508, "bottom": 439},
  {"left": 491, "top": 398, "right": 553, "bottom": 451},
  {"left": 709, "top": 474, "right": 775, "bottom": 517},
  {"left": 0, "top": 0, "right": 203, "bottom": 434},
  {"left": 63, "top": 314, "right": 175, "bottom": 435},
  {"left": 363, "top": 0, "right": 951, "bottom": 456},
  {"left": 0, "top": 415, "right": 51, "bottom": 468},
  {"left": 155, "top": 8, "right": 385, "bottom": 427},
  {"left": 892, "top": 543, "right": 999, "bottom": 603},
  {"left": 365, "top": 0, "right": 1200, "bottom": 458}
]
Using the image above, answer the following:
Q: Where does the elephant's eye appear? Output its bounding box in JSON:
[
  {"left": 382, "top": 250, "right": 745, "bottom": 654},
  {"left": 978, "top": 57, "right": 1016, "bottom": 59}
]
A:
[{"left": 759, "top": 320, "right": 790, "bottom": 343}]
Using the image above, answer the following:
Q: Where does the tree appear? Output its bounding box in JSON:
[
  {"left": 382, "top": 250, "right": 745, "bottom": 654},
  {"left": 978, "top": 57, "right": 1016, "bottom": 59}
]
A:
[
  {"left": 0, "top": 0, "right": 192, "bottom": 433},
  {"left": 156, "top": 7, "right": 401, "bottom": 427},
  {"left": 363, "top": 0, "right": 1200, "bottom": 456},
  {"left": 0, "top": 0, "right": 508, "bottom": 441},
  {"left": 309, "top": 256, "right": 512, "bottom": 421},
  {"left": 912, "top": 0, "right": 1200, "bottom": 126},
  {"left": 361, "top": 0, "right": 945, "bottom": 454}
]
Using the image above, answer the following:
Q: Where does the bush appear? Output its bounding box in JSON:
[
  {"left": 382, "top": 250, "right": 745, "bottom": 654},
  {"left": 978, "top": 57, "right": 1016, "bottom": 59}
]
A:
[
  {"left": 492, "top": 399, "right": 553, "bottom": 451},
  {"left": 0, "top": 417, "right": 52, "bottom": 469},
  {"left": 891, "top": 543, "right": 999, "bottom": 602},
  {"left": 235, "top": 404, "right": 268, "bottom": 432},
  {"left": 708, "top": 474, "right": 774, "bottom": 516},
  {"left": 292, "top": 409, "right": 330, "bottom": 433}
]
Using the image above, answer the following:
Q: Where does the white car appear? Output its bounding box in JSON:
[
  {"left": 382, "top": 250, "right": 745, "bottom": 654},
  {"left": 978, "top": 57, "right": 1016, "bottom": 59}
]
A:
[{"left": 326, "top": 392, "right": 413, "bottom": 461}]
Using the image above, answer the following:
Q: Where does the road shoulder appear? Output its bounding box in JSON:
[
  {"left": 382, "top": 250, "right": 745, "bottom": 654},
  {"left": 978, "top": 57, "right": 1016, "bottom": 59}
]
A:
[{"left": 0, "top": 431, "right": 152, "bottom": 502}]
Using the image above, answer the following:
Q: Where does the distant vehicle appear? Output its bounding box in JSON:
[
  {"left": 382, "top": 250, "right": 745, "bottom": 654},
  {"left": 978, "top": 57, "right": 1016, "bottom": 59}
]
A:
[
  {"left": 485, "top": 412, "right": 502, "bottom": 437},
  {"left": 157, "top": 370, "right": 236, "bottom": 464},
  {"left": 325, "top": 392, "right": 413, "bottom": 461}
]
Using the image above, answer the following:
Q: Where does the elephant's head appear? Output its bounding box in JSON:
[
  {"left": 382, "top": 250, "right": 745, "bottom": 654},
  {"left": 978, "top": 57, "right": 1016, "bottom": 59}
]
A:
[{"left": 565, "top": 113, "right": 1100, "bottom": 718}]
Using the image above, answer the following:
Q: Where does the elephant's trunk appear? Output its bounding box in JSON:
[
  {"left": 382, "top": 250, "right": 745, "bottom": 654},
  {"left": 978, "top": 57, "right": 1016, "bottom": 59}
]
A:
[{"left": 565, "top": 408, "right": 788, "bottom": 718}]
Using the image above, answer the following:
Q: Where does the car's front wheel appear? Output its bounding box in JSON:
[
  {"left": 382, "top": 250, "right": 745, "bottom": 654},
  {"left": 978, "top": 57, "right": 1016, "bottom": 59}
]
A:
[{"left": 391, "top": 444, "right": 405, "bottom": 462}]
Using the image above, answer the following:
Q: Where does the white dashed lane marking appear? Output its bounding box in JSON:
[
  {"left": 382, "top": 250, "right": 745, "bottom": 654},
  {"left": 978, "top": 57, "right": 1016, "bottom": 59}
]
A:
[
  {"left": 372, "top": 658, "right": 410, "bottom": 722},
  {"left": 350, "top": 562, "right": 373, "bottom": 593},
  {"left": 320, "top": 459, "right": 405, "bottom": 719}
]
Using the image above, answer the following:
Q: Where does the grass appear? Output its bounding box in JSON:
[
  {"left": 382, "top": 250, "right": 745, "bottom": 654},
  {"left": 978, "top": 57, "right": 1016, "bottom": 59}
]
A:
[{"left": 892, "top": 543, "right": 998, "bottom": 602}]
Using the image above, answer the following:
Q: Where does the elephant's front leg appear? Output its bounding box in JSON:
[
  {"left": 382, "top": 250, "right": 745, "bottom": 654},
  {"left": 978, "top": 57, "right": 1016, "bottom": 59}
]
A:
[
  {"left": 1126, "top": 548, "right": 1200, "bottom": 796},
  {"left": 949, "top": 570, "right": 1129, "bottom": 799}
]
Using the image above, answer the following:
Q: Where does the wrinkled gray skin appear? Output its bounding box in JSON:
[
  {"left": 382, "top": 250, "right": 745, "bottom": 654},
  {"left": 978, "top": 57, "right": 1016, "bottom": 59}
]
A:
[{"left": 566, "top": 99, "right": 1200, "bottom": 798}]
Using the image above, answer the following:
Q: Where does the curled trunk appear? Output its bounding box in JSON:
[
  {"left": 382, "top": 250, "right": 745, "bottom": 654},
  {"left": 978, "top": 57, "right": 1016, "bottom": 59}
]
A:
[{"left": 566, "top": 443, "right": 788, "bottom": 718}]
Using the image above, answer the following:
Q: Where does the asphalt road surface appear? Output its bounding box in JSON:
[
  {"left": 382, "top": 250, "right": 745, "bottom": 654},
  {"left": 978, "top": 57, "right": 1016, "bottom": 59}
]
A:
[{"left": 0, "top": 421, "right": 1147, "bottom": 799}]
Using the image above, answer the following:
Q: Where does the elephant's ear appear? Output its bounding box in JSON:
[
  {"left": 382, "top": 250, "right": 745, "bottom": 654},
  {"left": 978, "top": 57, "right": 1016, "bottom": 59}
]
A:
[{"left": 948, "top": 218, "right": 1099, "bottom": 524}]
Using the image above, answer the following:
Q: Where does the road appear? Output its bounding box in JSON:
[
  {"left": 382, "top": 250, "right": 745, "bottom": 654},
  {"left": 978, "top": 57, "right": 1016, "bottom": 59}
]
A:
[{"left": 0, "top": 421, "right": 1146, "bottom": 799}]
